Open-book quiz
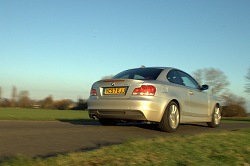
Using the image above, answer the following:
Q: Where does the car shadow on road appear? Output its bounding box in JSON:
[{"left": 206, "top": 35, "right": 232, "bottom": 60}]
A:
[
  {"left": 57, "top": 119, "right": 100, "bottom": 125},
  {"left": 57, "top": 119, "right": 161, "bottom": 130},
  {"left": 132, "top": 123, "right": 210, "bottom": 132},
  {"left": 133, "top": 123, "right": 162, "bottom": 131},
  {"left": 181, "top": 123, "right": 209, "bottom": 128},
  {"left": 58, "top": 119, "right": 210, "bottom": 131}
]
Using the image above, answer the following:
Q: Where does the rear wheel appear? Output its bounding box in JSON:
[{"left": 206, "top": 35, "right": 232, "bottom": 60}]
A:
[
  {"left": 159, "top": 101, "right": 180, "bottom": 132},
  {"left": 99, "top": 119, "right": 118, "bottom": 126},
  {"left": 207, "top": 105, "right": 221, "bottom": 128}
]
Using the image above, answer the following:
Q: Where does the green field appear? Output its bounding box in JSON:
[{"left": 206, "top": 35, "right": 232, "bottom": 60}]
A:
[
  {"left": 0, "top": 129, "right": 249, "bottom": 166},
  {"left": 0, "top": 107, "right": 91, "bottom": 121}
]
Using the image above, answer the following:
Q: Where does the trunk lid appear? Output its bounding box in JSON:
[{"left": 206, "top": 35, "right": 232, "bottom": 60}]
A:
[{"left": 92, "top": 79, "right": 145, "bottom": 99}]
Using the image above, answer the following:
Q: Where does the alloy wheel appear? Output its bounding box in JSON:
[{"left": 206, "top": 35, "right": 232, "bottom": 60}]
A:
[{"left": 169, "top": 104, "right": 180, "bottom": 129}]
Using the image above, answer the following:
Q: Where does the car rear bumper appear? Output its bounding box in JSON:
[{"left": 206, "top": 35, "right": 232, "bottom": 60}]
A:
[
  {"left": 89, "top": 109, "right": 147, "bottom": 121},
  {"left": 87, "top": 97, "right": 168, "bottom": 122}
]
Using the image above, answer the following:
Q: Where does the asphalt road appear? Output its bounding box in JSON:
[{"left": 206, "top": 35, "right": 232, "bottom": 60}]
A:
[{"left": 0, "top": 120, "right": 249, "bottom": 159}]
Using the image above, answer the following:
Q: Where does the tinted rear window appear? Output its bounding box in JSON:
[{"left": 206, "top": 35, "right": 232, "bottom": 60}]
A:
[{"left": 113, "top": 68, "right": 163, "bottom": 80}]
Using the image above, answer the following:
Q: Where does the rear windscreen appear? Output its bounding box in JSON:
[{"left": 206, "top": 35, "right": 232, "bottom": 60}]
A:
[{"left": 113, "top": 68, "right": 163, "bottom": 80}]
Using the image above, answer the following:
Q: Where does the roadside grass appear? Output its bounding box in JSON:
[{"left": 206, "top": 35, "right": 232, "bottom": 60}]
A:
[
  {"left": 0, "top": 107, "right": 91, "bottom": 121},
  {"left": 1, "top": 129, "right": 249, "bottom": 166},
  {"left": 221, "top": 117, "right": 250, "bottom": 123},
  {"left": 0, "top": 107, "right": 249, "bottom": 123}
]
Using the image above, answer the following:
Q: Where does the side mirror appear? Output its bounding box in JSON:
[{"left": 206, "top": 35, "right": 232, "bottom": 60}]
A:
[{"left": 200, "top": 84, "right": 209, "bottom": 91}]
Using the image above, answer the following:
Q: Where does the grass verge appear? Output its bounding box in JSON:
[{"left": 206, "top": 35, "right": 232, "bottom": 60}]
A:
[
  {"left": 221, "top": 117, "right": 250, "bottom": 123},
  {"left": 0, "top": 107, "right": 91, "bottom": 121},
  {"left": 1, "top": 107, "right": 249, "bottom": 123},
  {"left": 0, "top": 129, "right": 249, "bottom": 166}
]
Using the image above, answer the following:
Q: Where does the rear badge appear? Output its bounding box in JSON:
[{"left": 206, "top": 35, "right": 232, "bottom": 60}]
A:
[{"left": 111, "top": 82, "right": 115, "bottom": 86}]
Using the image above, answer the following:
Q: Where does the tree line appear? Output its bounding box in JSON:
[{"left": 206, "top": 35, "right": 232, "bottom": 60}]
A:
[{"left": 0, "top": 88, "right": 87, "bottom": 110}]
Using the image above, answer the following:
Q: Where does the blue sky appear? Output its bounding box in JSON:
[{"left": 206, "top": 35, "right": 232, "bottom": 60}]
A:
[{"left": 0, "top": 0, "right": 249, "bottom": 108}]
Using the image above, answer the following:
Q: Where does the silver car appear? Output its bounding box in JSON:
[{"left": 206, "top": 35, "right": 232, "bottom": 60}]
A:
[{"left": 88, "top": 67, "right": 221, "bottom": 132}]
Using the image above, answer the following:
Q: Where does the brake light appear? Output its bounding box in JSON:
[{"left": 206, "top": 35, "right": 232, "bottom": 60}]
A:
[
  {"left": 132, "top": 85, "right": 156, "bottom": 96},
  {"left": 90, "top": 89, "right": 97, "bottom": 96}
]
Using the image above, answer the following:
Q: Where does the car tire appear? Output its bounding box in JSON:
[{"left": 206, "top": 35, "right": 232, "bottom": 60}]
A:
[
  {"left": 99, "top": 119, "right": 118, "bottom": 126},
  {"left": 207, "top": 105, "right": 221, "bottom": 128},
  {"left": 159, "top": 101, "right": 180, "bottom": 132}
]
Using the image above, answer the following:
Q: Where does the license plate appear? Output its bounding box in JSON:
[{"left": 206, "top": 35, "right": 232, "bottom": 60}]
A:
[{"left": 104, "top": 87, "right": 126, "bottom": 95}]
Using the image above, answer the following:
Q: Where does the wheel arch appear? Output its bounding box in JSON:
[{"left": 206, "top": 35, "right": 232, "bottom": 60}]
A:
[
  {"left": 158, "top": 98, "right": 181, "bottom": 123},
  {"left": 162, "top": 99, "right": 180, "bottom": 116},
  {"left": 215, "top": 102, "right": 220, "bottom": 107},
  {"left": 207, "top": 102, "right": 222, "bottom": 128},
  {"left": 171, "top": 99, "right": 180, "bottom": 110},
  {"left": 171, "top": 99, "right": 181, "bottom": 118},
  {"left": 212, "top": 102, "right": 221, "bottom": 115},
  {"left": 159, "top": 99, "right": 181, "bottom": 132}
]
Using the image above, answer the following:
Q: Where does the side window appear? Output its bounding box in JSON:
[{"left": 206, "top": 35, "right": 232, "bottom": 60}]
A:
[
  {"left": 167, "top": 70, "right": 184, "bottom": 85},
  {"left": 134, "top": 74, "right": 144, "bottom": 80},
  {"left": 177, "top": 71, "right": 200, "bottom": 89},
  {"left": 119, "top": 74, "right": 130, "bottom": 79}
]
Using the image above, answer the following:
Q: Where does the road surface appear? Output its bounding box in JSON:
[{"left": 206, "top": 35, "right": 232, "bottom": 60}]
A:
[{"left": 0, "top": 120, "right": 249, "bottom": 159}]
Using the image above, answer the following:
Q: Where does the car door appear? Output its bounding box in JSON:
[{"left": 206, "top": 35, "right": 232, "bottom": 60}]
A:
[
  {"left": 177, "top": 71, "right": 209, "bottom": 117},
  {"left": 167, "top": 69, "right": 190, "bottom": 113}
]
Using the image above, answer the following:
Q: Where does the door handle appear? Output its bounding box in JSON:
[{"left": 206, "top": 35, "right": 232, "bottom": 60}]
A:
[{"left": 189, "top": 91, "right": 194, "bottom": 95}]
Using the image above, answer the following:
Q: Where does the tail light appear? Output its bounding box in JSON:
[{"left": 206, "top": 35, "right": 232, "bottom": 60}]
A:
[
  {"left": 90, "top": 89, "right": 97, "bottom": 96},
  {"left": 132, "top": 85, "right": 156, "bottom": 96}
]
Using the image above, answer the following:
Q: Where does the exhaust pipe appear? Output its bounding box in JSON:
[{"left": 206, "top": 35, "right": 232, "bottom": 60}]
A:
[{"left": 89, "top": 114, "right": 97, "bottom": 120}]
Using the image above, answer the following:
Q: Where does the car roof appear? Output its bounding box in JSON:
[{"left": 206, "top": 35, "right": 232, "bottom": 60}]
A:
[
  {"left": 130, "top": 66, "right": 178, "bottom": 71},
  {"left": 131, "top": 66, "right": 173, "bottom": 69}
]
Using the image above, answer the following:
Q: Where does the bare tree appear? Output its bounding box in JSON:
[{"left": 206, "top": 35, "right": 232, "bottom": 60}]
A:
[
  {"left": 222, "top": 92, "right": 246, "bottom": 106},
  {"left": 1, "top": 99, "right": 11, "bottom": 107},
  {"left": 245, "top": 68, "right": 250, "bottom": 94},
  {"left": 18, "top": 90, "right": 30, "bottom": 108},
  {"left": 54, "top": 99, "right": 73, "bottom": 110},
  {"left": 221, "top": 92, "right": 247, "bottom": 117},
  {"left": 42, "top": 95, "right": 54, "bottom": 109},
  {"left": 0, "top": 87, "right": 2, "bottom": 106},
  {"left": 140, "top": 65, "right": 145, "bottom": 68},
  {"left": 11, "top": 86, "right": 17, "bottom": 107},
  {"left": 0, "top": 87, "right": 2, "bottom": 99},
  {"left": 193, "top": 68, "right": 229, "bottom": 97}
]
